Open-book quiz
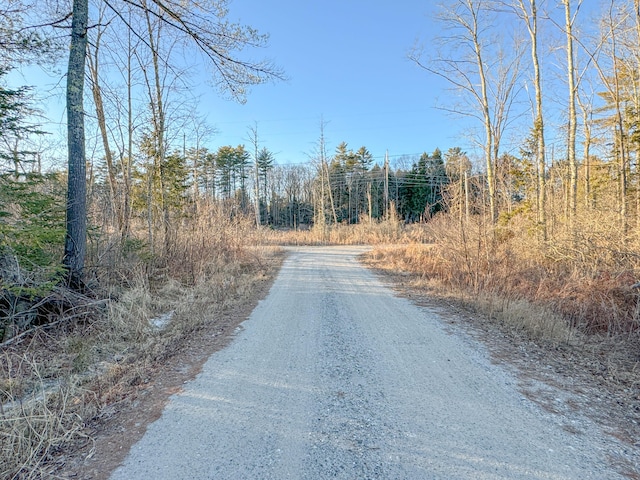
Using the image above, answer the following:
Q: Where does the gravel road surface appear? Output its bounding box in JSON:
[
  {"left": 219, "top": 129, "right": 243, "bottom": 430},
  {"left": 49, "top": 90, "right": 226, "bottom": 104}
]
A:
[{"left": 110, "top": 246, "right": 624, "bottom": 479}]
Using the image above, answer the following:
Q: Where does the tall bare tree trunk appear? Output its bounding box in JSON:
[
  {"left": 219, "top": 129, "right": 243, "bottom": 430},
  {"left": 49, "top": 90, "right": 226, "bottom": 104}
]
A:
[
  {"left": 607, "top": 3, "right": 628, "bottom": 236},
  {"left": 384, "top": 151, "right": 389, "bottom": 220},
  {"left": 64, "top": 0, "right": 88, "bottom": 288},
  {"left": 142, "top": 3, "right": 170, "bottom": 251},
  {"left": 123, "top": 11, "right": 133, "bottom": 239},
  {"left": 472, "top": 6, "right": 498, "bottom": 223},
  {"left": 634, "top": 0, "right": 640, "bottom": 229},
  {"left": 87, "top": 24, "right": 122, "bottom": 233},
  {"left": 147, "top": 164, "right": 154, "bottom": 251},
  {"left": 564, "top": 0, "right": 578, "bottom": 231},
  {"left": 325, "top": 161, "right": 338, "bottom": 225},
  {"left": 577, "top": 85, "right": 594, "bottom": 210},
  {"left": 533, "top": 7, "right": 546, "bottom": 240},
  {"left": 249, "top": 123, "right": 261, "bottom": 226},
  {"left": 367, "top": 182, "right": 372, "bottom": 224},
  {"left": 516, "top": 0, "right": 546, "bottom": 238},
  {"left": 582, "top": 107, "right": 592, "bottom": 208}
]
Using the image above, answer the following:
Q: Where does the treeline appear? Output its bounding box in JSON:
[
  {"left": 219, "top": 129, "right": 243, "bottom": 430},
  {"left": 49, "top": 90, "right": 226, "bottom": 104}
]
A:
[{"left": 89, "top": 142, "right": 458, "bottom": 234}]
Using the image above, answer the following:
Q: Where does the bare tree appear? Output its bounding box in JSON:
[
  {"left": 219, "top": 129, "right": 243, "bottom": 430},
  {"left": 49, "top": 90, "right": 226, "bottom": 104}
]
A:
[
  {"left": 576, "top": 81, "right": 595, "bottom": 209},
  {"left": 507, "top": 0, "right": 547, "bottom": 237},
  {"left": 64, "top": 0, "right": 284, "bottom": 284},
  {"left": 563, "top": 0, "right": 581, "bottom": 227},
  {"left": 247, "top": 122, "right": 261, "bottom": 226},
  {"left": 187, "top": 115, "right": 216, "bottom": 212},
  {"left": 551, "top": 0, "right": 596, "bottom": 214},
  {"left": 87, "top": 6, "right": 123, "bottom": 232},
  {"left": 103, "top": 3, "right": 142, "bottom": 239},
  {"left": 633, "top": 0, "right": 640, "bottom": 226},
  {"left": 411, "top": 0, "right": 523, "bottom": 223},
  {"left": 311, "top": 119, "right": 337, "bottom": 227},
  {"left": 583, "top": 2, "right": 632, "bottom": 235},
  {"left": 140, "top": 0, "right": 171, "bottom": 252}
]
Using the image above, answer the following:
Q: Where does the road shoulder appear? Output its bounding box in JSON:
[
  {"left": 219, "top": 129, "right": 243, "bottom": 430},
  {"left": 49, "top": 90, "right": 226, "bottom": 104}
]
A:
[
  {"left": 362, "top": 254, "right": 640, "bottom": 478},
  {"left": 61, "top": 251, "right": 286, "bottom": 480}
]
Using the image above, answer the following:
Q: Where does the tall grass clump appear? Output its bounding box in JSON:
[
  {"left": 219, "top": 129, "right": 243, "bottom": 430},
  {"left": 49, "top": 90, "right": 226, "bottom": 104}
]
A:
[{"left": 0, "top": 376, "right": 93, "bottom": 479}]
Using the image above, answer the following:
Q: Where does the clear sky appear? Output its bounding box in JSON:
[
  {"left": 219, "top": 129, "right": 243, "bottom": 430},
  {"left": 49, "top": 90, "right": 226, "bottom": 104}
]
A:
[
  {"left": 6, "top": 1, "right": 610, "bottom": 171},
  {"left": 7, "top": 1, "right": 475, "bottom": 169},
  {"left": 197, "top": 0, "right": 471, "bottom": 167}
]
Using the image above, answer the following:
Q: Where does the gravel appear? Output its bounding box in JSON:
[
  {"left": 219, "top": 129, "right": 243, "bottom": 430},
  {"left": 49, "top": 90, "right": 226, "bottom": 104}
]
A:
[{"left": 110, "top": 246, "right": 625, "bottom": 479}]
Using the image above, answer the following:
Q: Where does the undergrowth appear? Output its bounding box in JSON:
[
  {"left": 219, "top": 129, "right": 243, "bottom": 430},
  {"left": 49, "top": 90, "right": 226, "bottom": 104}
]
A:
[
  {"left": 4, "top": 201, "right": 640, "bottom": 477},
  {"left": 0, "top": 207, "right": 278, "bottom": 479},
  {"left": 364, "top": 211, "right": 640, "bottom": 341}
]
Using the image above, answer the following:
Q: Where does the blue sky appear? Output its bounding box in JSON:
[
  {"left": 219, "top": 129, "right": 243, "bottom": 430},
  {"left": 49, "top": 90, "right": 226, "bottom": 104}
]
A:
[
  {"left": 197, "top": 0, "right": 470, "bottom": 166},
  {"left": 6, "top": 1, "right": 610, "bottom": 171},
  {"left": 7, "top": 1, "right": 476, "bottom": 169}
]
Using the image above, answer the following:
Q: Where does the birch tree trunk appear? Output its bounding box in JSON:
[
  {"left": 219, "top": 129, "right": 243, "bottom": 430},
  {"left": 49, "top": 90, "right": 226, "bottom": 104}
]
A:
[
  {"left": 515, "top": 0, "right": 546, "bottom": 237},
  {"left": 564, "top": 0, "right": 578, "bottom": 228},
  {"left": 472, "top": 4, "right": 498, "bottom": 224}
]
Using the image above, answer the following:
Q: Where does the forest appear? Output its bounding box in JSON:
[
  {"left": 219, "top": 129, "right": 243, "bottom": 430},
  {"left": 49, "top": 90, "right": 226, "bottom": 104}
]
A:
[{"left": 2, "top": 0, "right": 640, "bottom": 477}]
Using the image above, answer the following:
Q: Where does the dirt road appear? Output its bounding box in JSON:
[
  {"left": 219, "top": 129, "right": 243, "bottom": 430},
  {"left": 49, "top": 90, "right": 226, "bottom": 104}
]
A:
[{"left": 110, "top": 246, "right": 624, "bottom": 479}]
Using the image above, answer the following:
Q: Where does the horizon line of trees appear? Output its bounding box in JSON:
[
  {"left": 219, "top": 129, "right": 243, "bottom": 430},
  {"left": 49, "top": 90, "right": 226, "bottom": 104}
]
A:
[
  {"left": 89, "top": 142, "right": 456, "bottom": 234},
  {"left": 84, "top": 136, "right": 621, "bottom": 235}
]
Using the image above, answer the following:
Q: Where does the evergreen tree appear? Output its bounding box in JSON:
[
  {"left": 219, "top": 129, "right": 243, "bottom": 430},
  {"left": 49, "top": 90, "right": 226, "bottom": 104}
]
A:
[
  {"left": 0, "top": 173, "right": 65, "bottom": 274},
  {"left": 399, "top": 150, "right": 449, "bottom": 222},
  {"left": 163, "top": 151, "right": 190, "bottom": 213},
  {"left": 0, "top": 69, "right": 43, "bottom": 176},
  {"left": 215, "top": 145, "right": 235, "bottom": 199},
  {"left": 256, "top": 147, "right": 274, "bottom": 223},
  {"left": 215, "top": 145, "right": 250, "bottom": 207}
]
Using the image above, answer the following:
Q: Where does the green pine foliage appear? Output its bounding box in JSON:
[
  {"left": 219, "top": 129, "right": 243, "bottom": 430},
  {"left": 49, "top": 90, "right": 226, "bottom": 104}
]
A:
[
  {"left": 163, "top": 151, "right": 190, "bottom": 211},
  {"left": 215, "top": 145, "right": 251, "bottom": 202},
  {"left": 399, "top": 150, "right": 449, "bottom": 222},
  {"left": 0, "top": 173, "right": 65, "bottom": 275}
]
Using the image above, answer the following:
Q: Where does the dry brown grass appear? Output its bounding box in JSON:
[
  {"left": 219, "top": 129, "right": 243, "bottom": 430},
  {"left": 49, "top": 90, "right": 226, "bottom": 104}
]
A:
[
  {"left": 0, "top": 207, "right": 280, "bottom": 478},
  {"left": 0, "top": 356, "right": 94, "bottom": 480},
  {"left": 260, "top": 218, "right": 429, "bottom": 246},
  {"left": 365, "top": 210, "right": 640, "bottom": 341}
]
